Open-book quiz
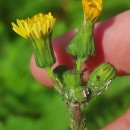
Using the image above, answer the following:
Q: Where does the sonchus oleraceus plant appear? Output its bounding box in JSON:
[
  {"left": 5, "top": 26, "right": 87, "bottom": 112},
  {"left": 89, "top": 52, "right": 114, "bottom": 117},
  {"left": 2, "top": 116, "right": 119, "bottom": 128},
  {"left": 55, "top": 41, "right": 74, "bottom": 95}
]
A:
[{"left": 12, "top": 0, "right": 117, "bottom": 130}]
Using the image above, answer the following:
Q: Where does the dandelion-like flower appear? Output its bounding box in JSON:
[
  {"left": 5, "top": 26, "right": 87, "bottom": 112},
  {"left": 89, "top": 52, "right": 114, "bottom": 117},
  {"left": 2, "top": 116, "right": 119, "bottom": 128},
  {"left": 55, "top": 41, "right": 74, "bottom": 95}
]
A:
[
  {"left": 82, "top": 0, "right": 102, "bottom": 21},
  {"left": 12, "top": 12, "right": 56, "bottom": 39},
  {"left": 12, "top": 12, "right": 56, "bottom": 68}
]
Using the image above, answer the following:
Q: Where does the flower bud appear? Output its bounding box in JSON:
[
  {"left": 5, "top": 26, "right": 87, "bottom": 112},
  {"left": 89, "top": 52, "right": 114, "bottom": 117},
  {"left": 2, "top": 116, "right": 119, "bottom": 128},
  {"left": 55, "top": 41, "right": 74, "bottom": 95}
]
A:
[
  {"left": 86, "top": 62, "right": 117, "bottom": 97},
  {"left": 66, "top": 20, "right": 95, "bottom": 60},
  {"left": 73, "top": 87, "right": 89, "bottom": 102},
  {"left": 63, "top": 70, "right": 82, "bottom": 89}
]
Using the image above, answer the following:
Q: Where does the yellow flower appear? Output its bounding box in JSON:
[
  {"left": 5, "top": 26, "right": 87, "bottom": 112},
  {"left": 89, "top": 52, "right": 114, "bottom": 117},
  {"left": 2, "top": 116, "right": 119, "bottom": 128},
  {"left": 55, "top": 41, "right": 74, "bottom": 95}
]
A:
[
  {"left": 12, "top": 12, "right": 56, "bottom": 39},
  {"left": 12, "top": 12, "right": 56, "bottom": 68},
  {"left": 82, "top": 0, "right": 102, "bottom": 21}
]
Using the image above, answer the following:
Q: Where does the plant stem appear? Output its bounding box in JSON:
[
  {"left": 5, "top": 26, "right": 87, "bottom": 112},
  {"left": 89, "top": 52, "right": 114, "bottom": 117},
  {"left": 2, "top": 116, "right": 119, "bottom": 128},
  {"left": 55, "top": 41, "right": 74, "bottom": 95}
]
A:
[
  {"left": 45, "top": 67, "right": 63, "bottom": 94},
  {"left": 75, "top": 58, "right": 83, "bottom": 71},
  {"left": 68, "top": 103, "right": 88, "bottom": 130}
]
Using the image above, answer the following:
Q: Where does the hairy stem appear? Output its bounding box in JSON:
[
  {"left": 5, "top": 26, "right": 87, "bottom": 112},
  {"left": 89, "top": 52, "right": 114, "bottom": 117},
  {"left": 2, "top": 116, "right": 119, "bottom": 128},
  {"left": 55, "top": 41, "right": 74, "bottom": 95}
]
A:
[
  {"left": 68, "top": 103, "right": 88, "bottom": 130},
  {"left": 45, "top": 67, "right": 63, "bottom": 94}
]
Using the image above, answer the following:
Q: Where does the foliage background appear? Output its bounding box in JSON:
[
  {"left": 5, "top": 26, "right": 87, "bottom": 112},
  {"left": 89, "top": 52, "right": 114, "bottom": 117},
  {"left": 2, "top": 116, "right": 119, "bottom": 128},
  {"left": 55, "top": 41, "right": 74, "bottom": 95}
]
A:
[{"left": 0, "top": 0, "right": 130, "bottom": 130}]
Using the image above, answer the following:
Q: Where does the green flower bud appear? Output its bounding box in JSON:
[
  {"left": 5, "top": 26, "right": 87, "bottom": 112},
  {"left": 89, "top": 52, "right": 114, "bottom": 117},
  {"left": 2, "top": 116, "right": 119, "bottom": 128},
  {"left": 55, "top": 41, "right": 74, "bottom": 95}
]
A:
[
  {"left": 73, "top": 87, "right": 88, "bottom": 102},
  {"left": 66, "top": 20, "right": 95, "bottom": 59},
  {"left": 63, "top": 70, "right": 82, "bottom": 89},
  {"left": 86, "top": 62, "right": 117, "bottom": 97}
]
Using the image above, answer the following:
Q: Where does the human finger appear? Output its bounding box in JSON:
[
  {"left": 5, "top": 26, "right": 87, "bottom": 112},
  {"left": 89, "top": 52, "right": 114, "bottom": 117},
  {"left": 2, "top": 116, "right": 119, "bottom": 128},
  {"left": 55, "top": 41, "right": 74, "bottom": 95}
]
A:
[{"left": 101, "top": 108, "right": 130, "bottom": 130}]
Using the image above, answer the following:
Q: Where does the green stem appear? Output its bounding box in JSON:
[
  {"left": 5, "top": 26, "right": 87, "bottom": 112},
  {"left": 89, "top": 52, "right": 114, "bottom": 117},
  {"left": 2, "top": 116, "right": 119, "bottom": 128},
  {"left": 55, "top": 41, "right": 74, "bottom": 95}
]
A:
[
  {"left": 45, "top": 67, "right": 63, "bottom": 94},
  {"left": 75, "top": 58, "right": 83, "bottom": 71},
  {"left": 68, "top": 103, "right": 88, "bottom": 130}
]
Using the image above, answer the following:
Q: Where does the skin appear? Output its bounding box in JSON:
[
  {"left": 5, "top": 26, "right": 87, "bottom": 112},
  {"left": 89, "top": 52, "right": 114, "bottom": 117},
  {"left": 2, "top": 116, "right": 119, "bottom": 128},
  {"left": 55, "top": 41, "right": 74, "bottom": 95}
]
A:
[{"left": 30, "top": 10, "right": 130, "bottom": 130}]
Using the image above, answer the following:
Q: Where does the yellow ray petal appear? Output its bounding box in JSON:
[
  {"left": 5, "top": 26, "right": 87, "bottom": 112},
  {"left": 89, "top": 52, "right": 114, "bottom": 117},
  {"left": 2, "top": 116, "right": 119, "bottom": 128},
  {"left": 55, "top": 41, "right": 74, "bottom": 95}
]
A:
[
  {"left": 12, "top": 12, "right": 56, "bottom": 39},
  {"left": 82, "top": 0, "right": 102, "bottom": 21}
]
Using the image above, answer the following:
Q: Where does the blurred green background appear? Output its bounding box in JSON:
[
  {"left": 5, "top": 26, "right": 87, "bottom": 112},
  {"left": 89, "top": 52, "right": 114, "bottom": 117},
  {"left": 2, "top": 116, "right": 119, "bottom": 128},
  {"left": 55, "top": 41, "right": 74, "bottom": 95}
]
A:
[{"left": 0, "top": 0, "right": 130, "bottom": 130}]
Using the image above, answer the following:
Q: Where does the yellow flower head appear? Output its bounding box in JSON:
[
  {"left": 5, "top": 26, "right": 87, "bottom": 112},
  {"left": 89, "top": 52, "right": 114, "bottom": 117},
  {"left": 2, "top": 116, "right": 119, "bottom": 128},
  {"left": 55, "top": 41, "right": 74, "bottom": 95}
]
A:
[
  {"left": 12, "top": 12, "right": 56, "bottom": 39},
  {"left": 82, "top": 0, "right": 102, "bottom": 21}
]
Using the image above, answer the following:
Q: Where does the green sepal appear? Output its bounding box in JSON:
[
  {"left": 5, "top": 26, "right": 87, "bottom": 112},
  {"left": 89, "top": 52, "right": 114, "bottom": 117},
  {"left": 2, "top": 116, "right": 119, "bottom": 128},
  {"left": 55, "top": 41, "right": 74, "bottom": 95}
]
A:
[
  {"left": 86, "top": 62, "right": 117, "bottom": 97},
  {"left": 66, "top": 20, "right": 95, "bottom": 59},
  {"left": 63, "top": 70, "right": 82, "bottom": 89},
  {"left": 31, "top": 36, "right": 55, "bottom": 68}
]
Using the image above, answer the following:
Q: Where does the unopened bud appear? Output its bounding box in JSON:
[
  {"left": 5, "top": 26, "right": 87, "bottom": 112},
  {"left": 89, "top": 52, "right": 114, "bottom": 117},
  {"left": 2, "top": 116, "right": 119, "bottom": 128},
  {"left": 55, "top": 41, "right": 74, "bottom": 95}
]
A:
[
  {"left": 73, "top": 87, "right": 88, "bottom": 102},
  {"left": 63, "top": 70, "right": 81, "bottom": 89},
  {"left": 66, "top": 20, "right": 95, "bottom": 60},
  {"left": 86, "top": 62, "right": 117, "bottom": 97}
]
